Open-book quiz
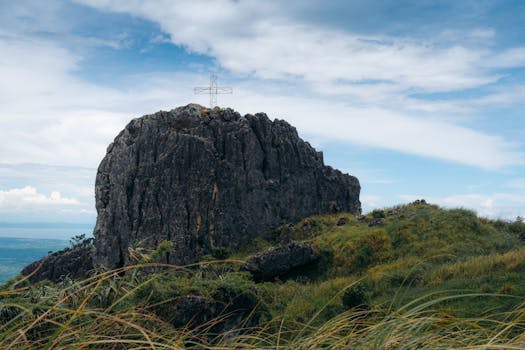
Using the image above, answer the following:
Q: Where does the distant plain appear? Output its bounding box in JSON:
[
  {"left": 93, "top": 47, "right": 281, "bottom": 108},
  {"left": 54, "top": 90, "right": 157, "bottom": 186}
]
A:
[{"left": 0, "top": 230, "right": 86, "bottom": 283}]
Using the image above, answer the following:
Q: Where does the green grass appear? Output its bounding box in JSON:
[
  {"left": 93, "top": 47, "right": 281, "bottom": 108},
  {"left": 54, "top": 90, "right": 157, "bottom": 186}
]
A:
[{"left": 2, "top": 201, "right": 525, "bottom": 348}]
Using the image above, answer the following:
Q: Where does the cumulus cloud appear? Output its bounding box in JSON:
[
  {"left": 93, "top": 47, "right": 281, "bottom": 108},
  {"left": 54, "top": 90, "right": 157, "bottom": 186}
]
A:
[
  {"left": 0, "top": 186, "right": 80, "bottom": 207},
  {"left": 0, "top": 35, "right": 199, "bottom": 167},
  {"left": 1, "top": 0, "right": 524, "bottom": 223},
  {"left": 506, "top": 178, "right": 525, "bottom": 189},
  {"left": 230, "top": 92, "right": 524, "bottom": 170},
  {"left": 0, "top": 164, "right": 99, "bottom": 222},
  {"left": 360, "top": 194, "right": 383, "bottom": 211},
  {"left": 0, "top": 184, "right": 98, "bottom": 223},
  {"left": 70, "top": 0, "right": 525, "bottom": 170},
  {"left": 75, "top": 0, "right": 523, "bottom": 94},
  {"left": 3, "top": 32, "right": 519, "bottom": 170}
]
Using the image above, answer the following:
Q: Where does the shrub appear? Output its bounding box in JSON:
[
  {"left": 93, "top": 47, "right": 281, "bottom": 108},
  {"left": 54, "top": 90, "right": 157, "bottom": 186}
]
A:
[
  {"left": 371, "top": 209, "right": 386, "bottom": 219},
  {"left": 211, "top": 246, "right": 230, "bottom": 260},
  {"left": 342, "top": 283, "right": 369, "bottom": 310}
]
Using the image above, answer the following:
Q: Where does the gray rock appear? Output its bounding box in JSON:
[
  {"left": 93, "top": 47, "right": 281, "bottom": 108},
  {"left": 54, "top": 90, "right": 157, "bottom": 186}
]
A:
[
  {"left": 241, "top": 241, "right": 319, "bottom": 281},
  {"left": 368, "top": 218, "right": 385, "bottom": 227},
  {"left": 169, "top": 291, "right": 260, "bottom": 333},
  {"left": 21, "top": 244, "right": 94, "bottom": 283},
  {"left": 277, "top": 224, "right": 295, "bottom": 244},
  {"left": 356, "top": 215, "right": 367, "bottom": 222},
  {"left": 337, "top": 217, "right": 347, "bottom": 226},
  {"left": 94, "top": 104, "right": 361, "bottom": 268}
]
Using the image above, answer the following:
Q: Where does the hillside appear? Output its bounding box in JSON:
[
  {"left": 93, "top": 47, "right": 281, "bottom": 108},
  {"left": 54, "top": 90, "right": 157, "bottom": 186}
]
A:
[{"left": 2, "top": 201, "right": 525, "bottom": 348}]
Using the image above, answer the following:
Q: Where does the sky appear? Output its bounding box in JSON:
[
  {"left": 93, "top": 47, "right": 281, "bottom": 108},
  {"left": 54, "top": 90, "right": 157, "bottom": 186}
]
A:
[{"left": 1, "top": 0, "right": 525, "bottom": 236}]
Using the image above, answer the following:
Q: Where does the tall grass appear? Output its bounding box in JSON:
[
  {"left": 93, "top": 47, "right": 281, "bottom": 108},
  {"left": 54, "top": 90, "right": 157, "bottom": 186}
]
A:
[
  {"left": 3, "top": 203, "right": 525, "bottom": 348},
  {"left": 2, "top": 264, "right": 525, "bottom": 349}
]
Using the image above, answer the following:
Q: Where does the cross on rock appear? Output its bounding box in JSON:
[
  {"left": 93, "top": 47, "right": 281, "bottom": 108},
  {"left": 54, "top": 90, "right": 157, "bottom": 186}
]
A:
[{"left": 194, "top": 74, "right": 233, "bottom": 108}]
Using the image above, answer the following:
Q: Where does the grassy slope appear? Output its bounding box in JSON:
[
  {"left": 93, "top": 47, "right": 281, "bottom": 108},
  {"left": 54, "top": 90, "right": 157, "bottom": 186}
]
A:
[
  {"left": 258, "top": 202, "right": 525, "bottom": 323},
  {"left": 2, "top": 201, "right": 525, "bottom": 349}
]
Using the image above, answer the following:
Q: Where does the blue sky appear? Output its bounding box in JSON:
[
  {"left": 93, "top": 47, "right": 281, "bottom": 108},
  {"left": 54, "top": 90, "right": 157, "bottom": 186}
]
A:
[{"left": 1, "top": 0, "right": 525, "bottom": 234}]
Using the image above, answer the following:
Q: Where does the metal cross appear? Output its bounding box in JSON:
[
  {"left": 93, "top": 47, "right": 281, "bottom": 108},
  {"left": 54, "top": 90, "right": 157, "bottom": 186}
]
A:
[{"left": 194, "top": 74, "right": 233, "bottom": 108}]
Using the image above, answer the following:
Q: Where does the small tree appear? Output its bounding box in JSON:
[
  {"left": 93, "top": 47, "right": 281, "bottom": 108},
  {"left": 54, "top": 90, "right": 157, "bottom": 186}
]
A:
[{"left": 69, "top": 234, "right": 94, "bottom": 249}]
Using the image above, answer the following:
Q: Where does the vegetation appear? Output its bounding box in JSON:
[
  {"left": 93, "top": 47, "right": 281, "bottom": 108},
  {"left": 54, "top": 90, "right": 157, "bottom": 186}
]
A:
[{"left": 2, "top": 201, "right": 525, "bottom": 348}]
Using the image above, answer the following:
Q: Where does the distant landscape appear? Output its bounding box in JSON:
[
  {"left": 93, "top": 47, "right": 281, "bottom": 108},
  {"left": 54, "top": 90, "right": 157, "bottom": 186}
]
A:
[{"left": 0, "top": 223, "right": 92, "bottom": 283}]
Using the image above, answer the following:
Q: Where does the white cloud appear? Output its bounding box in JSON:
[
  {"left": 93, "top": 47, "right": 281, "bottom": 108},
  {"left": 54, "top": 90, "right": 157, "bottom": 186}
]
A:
[
  {"left": 0, "top": 0, "right": 523, "bottom": 224},
  {"left": 75, "top": 0, "right": 525, "bottom": 99},
  {"left": 0, "top": 186, "right": 80, "bottom": 207},
  {"left": 506, "top": 178, "right": 525, "bottom": 189},
  {"left": 469, "top": 85, "right": 525, "bottom": 107},
  {"left": 0, "top": 164, "right": 97, "bottom": 222},
  {"left": 0, "top": 33, "right": 521, "bottom": 171},
  {"left": 485, "top": 47, "right": 525, "bottom": 68},
  {"left": 229, "top": 91, "right": 524, "bottom": 170},
  {"left": 75, "top": 0, "right": 508, "bottom": 94},
  {"left": 339, "top": 167, "right": 394, "bottom": 185},
  {"left": 68, "top": 0, "right": 525, "bottom": 171},
  {"left": 360, "top": 194, "right": 383, "bottom": 211},
  {"left": 0, "top": 35, "right": 200, "bottom": 167}
]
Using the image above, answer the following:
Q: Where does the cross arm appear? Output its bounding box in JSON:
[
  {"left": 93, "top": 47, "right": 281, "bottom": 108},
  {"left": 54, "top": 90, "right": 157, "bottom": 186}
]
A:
[
  {"left": 215, "top": 87, "right": 233, "bottom": 94},
  {"left": 194, "top": 87, "right": 211, "bottom": 93}
]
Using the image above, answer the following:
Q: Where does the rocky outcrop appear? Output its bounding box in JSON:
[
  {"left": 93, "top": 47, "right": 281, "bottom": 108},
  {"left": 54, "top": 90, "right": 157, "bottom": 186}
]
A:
[
  {"left": 94, "top": 104, "right": 361, "bottom": 268},
  {"left": 241, "top": 241, "right": 319, "bottom": 281},
  {"left": 21, "top": 244, "right": 94, "bottom": 283}
]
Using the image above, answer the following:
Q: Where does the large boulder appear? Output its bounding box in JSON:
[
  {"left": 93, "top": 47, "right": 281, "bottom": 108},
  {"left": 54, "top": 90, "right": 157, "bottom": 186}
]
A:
[
  {"left": 94, "top": 104, "right": 361, "bottom": 268},
  {"left": 168, "top": 290, "right": 260, "bottom": 333},
  {"left": 241, "top": 241, "right": 320, "bottom": 281}
]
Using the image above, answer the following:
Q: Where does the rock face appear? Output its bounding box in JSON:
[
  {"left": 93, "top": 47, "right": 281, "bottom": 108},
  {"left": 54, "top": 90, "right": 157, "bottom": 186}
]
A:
[
  {"left": 94, "top": 104, "right": 361, "bottom": 268},
  {"left": 241, "top": 241, "right": 320, "bottom": 281}
]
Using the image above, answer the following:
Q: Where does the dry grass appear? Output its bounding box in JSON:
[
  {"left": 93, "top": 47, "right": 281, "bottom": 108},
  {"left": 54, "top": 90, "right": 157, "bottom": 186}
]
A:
[
  {"left": 2, "top": 264, "right": 525, "bottom": 349},
  {"left": 2, "top": 203, "right": 525, "bottom": 349}
]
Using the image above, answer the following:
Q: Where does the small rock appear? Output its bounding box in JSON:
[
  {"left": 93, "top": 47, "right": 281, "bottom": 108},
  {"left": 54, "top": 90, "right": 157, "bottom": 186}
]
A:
[
  {"left": 356, "top": 215, "right": 367, "bottom": 222},
  {"left": 337, "top": 217, "right": 347, "bottom": 226},
  {"left": 278, "top": 224, "right": 295, "bottom": 244},
  {"left": 301, "top": 219, "right": 312, "bottom": 232},
  {"left": 368, "top": 218, "right": 385, "bottom": 227}
]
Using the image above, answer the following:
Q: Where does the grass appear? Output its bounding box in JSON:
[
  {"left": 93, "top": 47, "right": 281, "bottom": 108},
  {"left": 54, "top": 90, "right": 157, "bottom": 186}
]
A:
[
  {"left": 2, "top": 201, "right": 525, "bottom": 348},
  {"left": 2, "top": 269, "right": 525, "bottom": 349}
]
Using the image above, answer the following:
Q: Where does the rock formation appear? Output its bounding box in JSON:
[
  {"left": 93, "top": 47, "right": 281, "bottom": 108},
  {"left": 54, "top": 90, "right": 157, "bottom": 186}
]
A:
[
  {"left": 21, "top": 243, "right": 94, "bottom": 283},
  {"left": 94, "top": 104, "right": 361, "bottom": 268}
]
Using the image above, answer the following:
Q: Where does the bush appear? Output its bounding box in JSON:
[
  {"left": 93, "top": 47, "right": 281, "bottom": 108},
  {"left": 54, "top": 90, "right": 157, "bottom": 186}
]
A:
[
  {"left": 371, "top": 209, "right": 386, "bottom": 219},
  {"left": 212, "top": 247, "right": 230, "bottom": 260},
  {"left": 342, "top": 283, "right": 369, "bottom": 310},
  {"left": 508, "top": 218, "right": 525, "bottom": 240}
]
